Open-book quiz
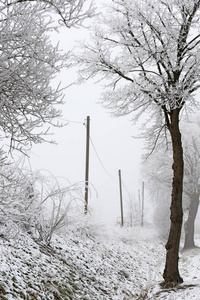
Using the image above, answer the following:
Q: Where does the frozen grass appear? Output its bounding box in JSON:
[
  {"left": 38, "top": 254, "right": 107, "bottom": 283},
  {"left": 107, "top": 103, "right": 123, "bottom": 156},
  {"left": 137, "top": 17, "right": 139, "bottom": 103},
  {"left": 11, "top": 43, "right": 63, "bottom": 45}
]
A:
[{"left": 0, "top": 220, "right": 200, "bottom": 299}]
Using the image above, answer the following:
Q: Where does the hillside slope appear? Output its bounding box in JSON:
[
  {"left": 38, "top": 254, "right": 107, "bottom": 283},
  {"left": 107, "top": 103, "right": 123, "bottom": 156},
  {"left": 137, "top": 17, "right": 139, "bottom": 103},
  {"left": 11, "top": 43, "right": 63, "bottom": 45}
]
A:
[{"left": 0, "top": 222, "right": 200, "bottom": 299}]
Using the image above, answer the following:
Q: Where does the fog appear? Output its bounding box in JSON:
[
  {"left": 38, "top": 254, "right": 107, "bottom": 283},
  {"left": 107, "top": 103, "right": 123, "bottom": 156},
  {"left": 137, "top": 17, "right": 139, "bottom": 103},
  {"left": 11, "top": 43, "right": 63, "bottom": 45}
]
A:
[
  {"left": 13, "top": 12, "right": 145, "bottom": 224},
  {"left": 28, "top": 78, "right": 144, "bottom": 223}
]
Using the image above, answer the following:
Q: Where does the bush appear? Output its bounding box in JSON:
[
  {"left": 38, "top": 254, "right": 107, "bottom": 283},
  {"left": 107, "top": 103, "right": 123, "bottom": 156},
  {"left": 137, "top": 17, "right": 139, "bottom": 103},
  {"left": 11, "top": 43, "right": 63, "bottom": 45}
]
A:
[{"left": 0, "top": 160, "right": 85, "bottom": 244}]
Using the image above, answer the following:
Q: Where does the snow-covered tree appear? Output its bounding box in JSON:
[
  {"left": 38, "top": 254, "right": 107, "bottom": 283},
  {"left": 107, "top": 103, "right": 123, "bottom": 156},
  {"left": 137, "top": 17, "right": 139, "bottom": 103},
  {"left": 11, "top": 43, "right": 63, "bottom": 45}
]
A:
[
  {"left": 73, "top": 0, "right": 200, "bottom": 284},
  {"left": 0, "top": 0, "right": 94, "bottom": 154},
  {"left": 0, "top": 161, "right": 39, "bottom": 238}
]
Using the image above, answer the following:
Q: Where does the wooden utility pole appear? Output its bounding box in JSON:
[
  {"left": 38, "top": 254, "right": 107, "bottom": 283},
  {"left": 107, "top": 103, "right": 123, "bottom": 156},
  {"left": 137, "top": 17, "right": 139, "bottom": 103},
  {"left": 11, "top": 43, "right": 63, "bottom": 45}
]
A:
[
  {"left": 118, "top": 169, "right": 124, "bottom": 226},
  {"left": 141, "top": 181, "right": 144, "bottom": 226},
  {"left": 84, "top": 116, "right": 90, "bottom": 214}
]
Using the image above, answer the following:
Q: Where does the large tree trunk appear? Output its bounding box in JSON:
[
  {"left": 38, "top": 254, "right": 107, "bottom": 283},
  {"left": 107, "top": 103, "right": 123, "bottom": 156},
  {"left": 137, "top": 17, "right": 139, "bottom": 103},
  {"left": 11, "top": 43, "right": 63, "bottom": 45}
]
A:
[
  {"left": 163, "top": 109, "right": 183, "bottom": 284},
  {"left": 184, "top": 193, "right": 199, "bottom": 249}
]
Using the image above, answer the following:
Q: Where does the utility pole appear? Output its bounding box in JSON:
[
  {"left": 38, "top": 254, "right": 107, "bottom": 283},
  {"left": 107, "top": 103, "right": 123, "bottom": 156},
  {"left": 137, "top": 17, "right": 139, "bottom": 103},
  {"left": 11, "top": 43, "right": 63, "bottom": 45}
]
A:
[
  {"left": 141, "top": 181, "right": 144, "bottom": 226},
  {"left": 84, "top": 116, "right": 90, "bottom": 214},
  {"left": 118, "top": 169, "right": 124, "bottom": 226}
]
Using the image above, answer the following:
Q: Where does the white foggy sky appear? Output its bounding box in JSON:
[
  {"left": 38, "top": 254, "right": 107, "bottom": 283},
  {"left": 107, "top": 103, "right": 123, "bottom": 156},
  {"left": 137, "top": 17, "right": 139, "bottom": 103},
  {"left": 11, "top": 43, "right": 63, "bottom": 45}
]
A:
[{"left": 27, "top": 9, "right": 146, "bottom": 224}]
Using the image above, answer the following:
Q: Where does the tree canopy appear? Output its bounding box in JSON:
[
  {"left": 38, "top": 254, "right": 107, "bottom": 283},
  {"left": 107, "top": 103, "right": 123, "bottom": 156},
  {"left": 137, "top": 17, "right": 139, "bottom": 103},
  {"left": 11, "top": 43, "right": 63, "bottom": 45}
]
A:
[
  {"left": 76, "top": 0, "right": 200, "bottom": 132},
  {"left": 0, "top": 0, "right": 94, "bottom": 153}
]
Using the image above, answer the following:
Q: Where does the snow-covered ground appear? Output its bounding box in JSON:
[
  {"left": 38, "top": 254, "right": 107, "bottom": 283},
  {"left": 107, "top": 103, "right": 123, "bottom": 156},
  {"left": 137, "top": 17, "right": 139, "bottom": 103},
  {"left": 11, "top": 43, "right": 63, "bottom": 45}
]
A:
[{"left": 0, "top": 220, "right": 200, "bottom": 299}]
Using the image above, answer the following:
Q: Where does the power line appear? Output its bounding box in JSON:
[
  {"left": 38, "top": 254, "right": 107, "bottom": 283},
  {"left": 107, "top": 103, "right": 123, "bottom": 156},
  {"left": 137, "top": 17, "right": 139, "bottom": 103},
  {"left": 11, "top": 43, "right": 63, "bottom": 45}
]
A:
[
  {"left": 83, "top": 123, "right": 113, "bottom": 178},
  {"left": 58, "top": 117, "right": 84, "bottom": 124},
  {"left": 89, "top": 136, "right": 113, "bottom": 178},
  {"left": 121, "top": 179, "right": 132, "bottom": 200},
  {"left": 67, "top": 120, "right": 85, "bottom": 124}
]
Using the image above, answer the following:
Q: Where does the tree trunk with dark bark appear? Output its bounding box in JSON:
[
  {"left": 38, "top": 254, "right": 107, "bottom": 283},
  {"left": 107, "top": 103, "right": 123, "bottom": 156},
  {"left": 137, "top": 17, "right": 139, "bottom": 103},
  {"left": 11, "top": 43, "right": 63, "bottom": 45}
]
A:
[
  {"left": 184, "top": 193, "right": 199, "bottom": 249},
  {"left": 163, "top": 109, "right": 184, "bottom": 284}
]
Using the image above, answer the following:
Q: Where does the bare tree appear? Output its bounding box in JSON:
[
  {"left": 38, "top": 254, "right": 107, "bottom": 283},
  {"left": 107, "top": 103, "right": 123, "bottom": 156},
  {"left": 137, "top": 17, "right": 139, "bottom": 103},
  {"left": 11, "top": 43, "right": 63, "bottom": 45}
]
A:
[
  {"left": 73, "top": 0, "right": 200, "bottom": 284},
  {"left": 0, "top": 0, "right": 94, "bottom": 154}
]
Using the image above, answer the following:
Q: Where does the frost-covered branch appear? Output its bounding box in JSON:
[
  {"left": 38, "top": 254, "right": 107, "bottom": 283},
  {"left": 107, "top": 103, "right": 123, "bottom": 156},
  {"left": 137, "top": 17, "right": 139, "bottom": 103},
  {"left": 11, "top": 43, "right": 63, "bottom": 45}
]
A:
[
  {"left": 0, "top": 0, "right": 95, "bottom": 153},
  {"left": 0, "top": 162, "right": 85, "bottom": 243},
  {"left": 1, "top": 0, "right": 95, "bottom": 28},
  {"left": 73, "top": 0, "right": 200, "bottom": 136}
]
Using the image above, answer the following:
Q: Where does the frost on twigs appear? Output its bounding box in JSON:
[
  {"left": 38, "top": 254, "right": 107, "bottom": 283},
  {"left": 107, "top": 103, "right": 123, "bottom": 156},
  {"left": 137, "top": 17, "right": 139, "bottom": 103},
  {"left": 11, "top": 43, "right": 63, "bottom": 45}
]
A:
[
  {"left": 74, "top": 0, "right": 200, "bottom": 146},
  {"left": 8, "top": 0, "right": 95, "bottom": 28},
  {"left": 0, "top": 0, "right": 95, "bottom": 154},
  {"left": 33, "top": 172, "right": 85, "bottom": 245},
  {"left": 0, "top": 160, "right": 85, "bottom": 245}
]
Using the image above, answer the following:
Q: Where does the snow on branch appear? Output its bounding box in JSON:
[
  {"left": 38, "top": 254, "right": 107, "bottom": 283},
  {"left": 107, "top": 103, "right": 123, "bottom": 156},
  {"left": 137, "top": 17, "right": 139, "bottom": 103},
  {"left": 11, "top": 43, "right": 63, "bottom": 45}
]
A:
[
  {"left": 73, "top": 0, "right": 200, "bottom": 145},
  {"left": 0, "top": 0, "right": 95, "bottom": 153},
  {"left": 3, "top": 0, "right": 95, "bottom": 28}
]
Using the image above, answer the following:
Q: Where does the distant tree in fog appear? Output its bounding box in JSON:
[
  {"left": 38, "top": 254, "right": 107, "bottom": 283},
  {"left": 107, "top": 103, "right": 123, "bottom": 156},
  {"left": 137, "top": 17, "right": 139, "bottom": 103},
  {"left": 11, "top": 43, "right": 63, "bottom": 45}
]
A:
[
  {"left": 143, "top": 119, "right": 200, "bottom": 249},
  {"left": 142, "top": 147, "right": 172, "bottom": 239},
  {"left": 182, "top": 122, "right": 200, "bottom": 249}
]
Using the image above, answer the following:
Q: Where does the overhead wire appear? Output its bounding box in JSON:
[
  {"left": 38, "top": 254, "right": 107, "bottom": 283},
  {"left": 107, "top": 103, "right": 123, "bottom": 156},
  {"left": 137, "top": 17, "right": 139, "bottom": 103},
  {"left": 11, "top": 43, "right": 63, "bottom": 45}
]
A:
[
  {"left": 89, "top": 136, "right": 113, "bottom": 178},
  {"left": 121, "top": 179, "right": 132, "bottom": 201},
  {"left": 59, "top": 117, "right": 134, "bottom": 198},
  {"left": 58, "top": 117, "right": 84, "bottom": 125},
  {"left": 59, "top": 118, "right": 132, "bottom": 189},
  {"left": 61, "top": 117, "right": 136, "bottom": 210},
  {"left": 66, "top": 120, "right": 84, "bottom": 124},
  {"left": 83, "top": 122, "right": 113, "bottom": 178}
]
